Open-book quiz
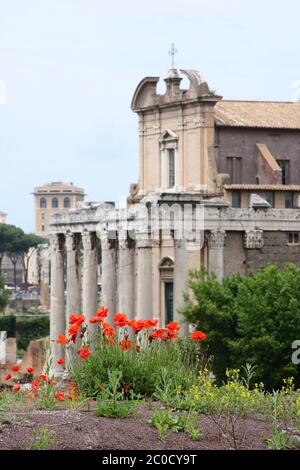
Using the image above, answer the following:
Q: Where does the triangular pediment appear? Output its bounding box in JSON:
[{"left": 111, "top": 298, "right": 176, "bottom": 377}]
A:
[{"left": 160, "top": 129, "right": 178, "bottom": 142}]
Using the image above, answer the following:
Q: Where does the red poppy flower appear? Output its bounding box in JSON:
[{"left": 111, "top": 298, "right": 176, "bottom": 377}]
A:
[
  {"left": 77, "top": 345, "right": 91, "bottom": 360},
  {"left": 136, "top": 345, "right": 141, "bottom": 353},
  {"left": 56, "top": 335, "right": 69, "bottom": 344},
  {"left": 31, "top": 380, "right": 41, "bottom": 389},
  {"left": 38, "top": 374, "right": 47, "bottom": 381},
  {"left": 12, "top": 384, "right": 21, "bottom": 393},
  {"left": 103, "top": 326, "right": 115, "bottom": 337},
  {"left": 69, "top": 314, "right": 85, "bottom": 325},
  {"left": 55, "top": 391, "right": 65, "bottom": 401},
  {"left": 114, "top": 313, "right": 128, "bottom": 328},
  {"left": 26, "top": 367, "right": 34, "bottom": 374},
  {"left": 166, "top": 330, "right": 178, "bottom": 340},
  {"left": 68, "top": 322, "right": 81, "bottom": 336},
  {"left": 5, "top": 373, "right": 11, "bottom": 381},
  {"left": 152, "top": 328, "right": 167, "bottom": 339},
  {"left": 190, "top": 331, "right": 206, "bottom": 341},
  {"left": 127, "top": 319, "right": 145, "bottom": 333},
  {"left": 56, "top": 358, "right": 65, "bottom": 365},
  {"left": 120, "top": 339, "right": 133, "bottom": 352},
  {"left": 96, "top": 306, "right": 108, "bottom": 318},
  {"left": 11, "top": 364, "right": 20, "bottom": 372},
  {"left": 166, "top": 321, "right": 180, "bottom": 332},
  {"left": 144, "top": 319, "right": 158, "bottom": 329}
]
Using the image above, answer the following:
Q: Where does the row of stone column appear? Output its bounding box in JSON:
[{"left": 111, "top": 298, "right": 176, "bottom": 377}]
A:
[{"left": 49, "top": 228, "right": 229, "bottom": 375}]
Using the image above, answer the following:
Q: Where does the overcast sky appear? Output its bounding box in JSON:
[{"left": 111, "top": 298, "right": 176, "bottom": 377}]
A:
[{"left": 0, "top": 0, "right": 299, "bottom": 231}]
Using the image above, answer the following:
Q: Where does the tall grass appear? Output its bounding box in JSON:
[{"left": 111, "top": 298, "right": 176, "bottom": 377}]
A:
[{"left": 72, "top": 335, "right": 200, "bottom": 398}]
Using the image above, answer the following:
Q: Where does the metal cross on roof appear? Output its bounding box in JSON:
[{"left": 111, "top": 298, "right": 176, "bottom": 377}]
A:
[{"left": 168, "top": 43, "right": 178, "bottom": 69}]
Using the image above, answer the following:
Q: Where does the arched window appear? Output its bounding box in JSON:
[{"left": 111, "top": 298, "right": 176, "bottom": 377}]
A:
[
  {"left": 52, "top": 197, "right": 59, "bottom": 208},
  {"left": 40, "top": 197, "right": 47, "bottom": 208},
  {"left": 64, "top": 197, "right": 70, "bottom": 208}
]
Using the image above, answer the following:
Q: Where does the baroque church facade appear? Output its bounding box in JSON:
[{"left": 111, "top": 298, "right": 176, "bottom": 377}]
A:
[{"left": 46, "top": 68, "right": 300, "bottom": 374}]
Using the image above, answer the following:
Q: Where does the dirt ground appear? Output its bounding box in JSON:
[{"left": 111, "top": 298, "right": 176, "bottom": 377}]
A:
[{"left": 0, "top": 402, "right": 292, "bottom": 450}]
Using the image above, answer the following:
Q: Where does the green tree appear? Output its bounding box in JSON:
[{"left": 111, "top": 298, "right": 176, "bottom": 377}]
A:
[
  {"left": 181, "top": 264, "right": 300, "bottom": 389},
  {"left": 21, "top": 234, "right": 46, "bottom": 292},
  {"left": 0, "top": 276, "right": 10, "bottom": 312}
]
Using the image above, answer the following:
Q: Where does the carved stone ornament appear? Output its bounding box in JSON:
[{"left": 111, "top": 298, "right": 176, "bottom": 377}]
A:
[
  {"left": 65, "top": 233, "right": 75, "bottom": 252},
  {"left": 244, "top": 230, "right": 264, "bottom": 249},
  {"left": 207, "top": 230, "right": 226, "bottom": 249},
  {"left": 49, "top": 233, "right": 60, "bottom": 252},
  {"left": 82, "top": 231, "right": 93, "bottom": 251}
]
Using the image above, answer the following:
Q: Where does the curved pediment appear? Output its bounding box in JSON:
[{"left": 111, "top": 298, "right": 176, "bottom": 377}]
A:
[
  {"left": 180, "top": 69, "right": 210, "bottom": 97},
  {"left": 131, "top": 76, "right": 160, "bottom": 111}
]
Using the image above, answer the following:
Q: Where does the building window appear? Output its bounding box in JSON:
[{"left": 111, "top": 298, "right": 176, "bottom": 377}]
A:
[
  {"left": 64, "top": 197, "right": 70, "bottom": 208},
  {"left": 288, "top": 232, "right": 300, "bottom": 245},
  {"left": 41, "top": 225, "right": 45, "bottom": 232},
  {"left": 264, "top": 191, "right": 274, "bottom": 208},
  {"left": 226, "top": 156, "right": 242, "bottom": 184},
  {"left": 285, "top": 192, "right": 293, "bottom": 208},
  {"left": 164, "top": 282, "right": 174, "bottom": 324},
  {"left": 40, "top": 197, "right": 47, "bottom": 208},
  {"left": 168, "top": 148, "right": 175, "bottom": 188},
  {"left": 52, "top": 197, "right": 59, "bottom": 208},
  {"left": 277, "top": 160, "right": 290, "bottom": 185},
  {"left": 232, "top": 191, "right": 241, "bottom": 208},
  {"left": 41, "top": 213, "right": 45, "bottom": 220}
]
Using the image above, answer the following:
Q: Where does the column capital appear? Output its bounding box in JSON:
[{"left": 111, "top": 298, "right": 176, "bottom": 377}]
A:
[
  {"left": 65, "top": 232, "right": 75, "bottom": 252},
  {"left": 49, "top": 233, "right": 64, "bottom": 252},
  {"left": 244, "top": 229, "right": 264, "bottom": 249},
  {"left": 82, "top": 231, "right": 96, "bottom": 251},
  {"left": 136, "top": 233, "right": 159, "bottom": 249},
  {"left": 207, "top": 230, "right": 226, "bottom": 249}
]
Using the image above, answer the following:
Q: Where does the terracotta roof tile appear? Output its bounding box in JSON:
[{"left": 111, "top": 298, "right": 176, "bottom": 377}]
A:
[
  {"left": 223, "top": 184, "right": 300, "bottom": 191},
  {"left": 215, "top": 100, "right": 300, "bottom": 129}
]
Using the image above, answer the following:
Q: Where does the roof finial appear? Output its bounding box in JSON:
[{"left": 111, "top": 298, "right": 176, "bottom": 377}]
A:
[{"left": 168, "top": 42, "right": 177, "bottom": 69}]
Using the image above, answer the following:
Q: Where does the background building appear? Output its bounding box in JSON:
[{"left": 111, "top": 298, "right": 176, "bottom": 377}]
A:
[
  {"left": 0, "top": 211, "right": 7, "bottom": 223},
  {"left": 33, "top": 182, "right": 85, "bottom": 236}
]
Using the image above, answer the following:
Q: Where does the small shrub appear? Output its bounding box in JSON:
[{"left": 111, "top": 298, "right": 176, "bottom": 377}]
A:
[{"left": 25, "top": 426, "right": 54, "bottom": 450}]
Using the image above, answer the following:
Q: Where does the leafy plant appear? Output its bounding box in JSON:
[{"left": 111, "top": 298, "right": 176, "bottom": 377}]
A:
[
  {"left": 95, "top": 369, "right": 142, "bottom": 418},
  {"left": 25, "top": 426, "right": 54, "bottom": 450},
  {"left": 181, "top": 264, "right": 300, "bottom": 389}
]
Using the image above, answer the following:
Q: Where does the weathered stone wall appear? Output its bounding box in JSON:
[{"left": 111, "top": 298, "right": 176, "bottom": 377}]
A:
[
  {"left": 216, "top": 127, "right": 300, "bottom": 184},
  {"left": 246, "top": 231, "right": 300, "bottom": 273},
  {"left": 224, "top": 232, "right": 246, "bottom": 277}
]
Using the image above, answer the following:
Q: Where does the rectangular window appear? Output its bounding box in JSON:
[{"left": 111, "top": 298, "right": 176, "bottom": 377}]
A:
[
  {"left": 264, "top": 191, "right": 274, "bottom": 208},
  {"left": 226, "top": 156, "right": 242, "bottom": 183},
  {"left": 168, "top": 149, "right": 175, "bottom": 188},
  {"left": 288, "top": 232, "right": 300, "bottom": 244},
  {"left": 285, "top": 192, "right": 293, "bottom": 208},
  {"left": 232, "top": 191, "right": 241, "bottom": 208},
  {"left": 277, "top": 160, "right": 290, "bottom": 185},
  {"left": 41, "top": 225, "right": 45, "bottom": 232}
]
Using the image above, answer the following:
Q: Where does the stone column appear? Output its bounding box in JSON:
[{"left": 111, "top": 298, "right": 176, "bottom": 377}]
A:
[
  {"left": 66, "top": 233, "right": 81, "bottom": 320},
  {"left": 100, "top": 233, "right": 117, "bottom": 323},
  {"left": 40, "top": 244, "right": 50, "bottom": 309},
  {"left": 173, "top": 238, "right": 189, "bottom": 333},
  {"left": 207, "top": 230, "right": 226, "bottom": 281},
  {"left": 82, "top": 231, "right": 98, "bottom": 324},
  {"left": 49, "top": 233, "right": 65, "bottom": 377},
  {"left": 118, "top": 235, "right": 135, "bottom": 319},
  {"left": 136, "top": 235, "right": 153, "bottom": 320}
]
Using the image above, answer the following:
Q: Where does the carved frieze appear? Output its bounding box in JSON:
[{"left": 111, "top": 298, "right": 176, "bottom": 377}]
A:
[{"left": 244, "top": 230, "right": 264, "bottom": 249}]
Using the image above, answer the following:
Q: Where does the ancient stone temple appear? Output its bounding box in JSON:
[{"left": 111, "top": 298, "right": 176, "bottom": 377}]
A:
[{"left": 48, "top": 68, "right": 300, "bottom": 374}]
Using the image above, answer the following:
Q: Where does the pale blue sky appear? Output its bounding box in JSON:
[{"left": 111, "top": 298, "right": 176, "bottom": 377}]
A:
[{"left": 0, "top": 0, "right": 299, "bottom": 231}]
